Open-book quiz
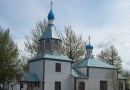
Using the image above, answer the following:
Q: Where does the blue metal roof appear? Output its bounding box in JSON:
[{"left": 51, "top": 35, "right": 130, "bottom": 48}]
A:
[
  {"left": 21, "top": 73, "right": 39, "bottom": 82},
  {"left": 71, "top": 69, "right": 88, "bottom": 78},
  {"left": 40, "top": 24, "right": 60, "bottom": 40},
  {"left": 72, "top": 58, "right": 116, "bottom": 69},
  {"left": 86, "top": 44, "right": 93, "bottom": 49},
  {"left": 29, "top": 53, "right": 72, "bottom": 62},
  {"left": 48, "top": 9, "right": 54, "bottom": 20}
]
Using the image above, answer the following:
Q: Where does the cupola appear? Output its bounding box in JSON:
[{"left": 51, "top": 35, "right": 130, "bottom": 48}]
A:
[
  {"left": 38, "top": 1, "right": 62, "bottom": 55},
  {"left": 48, "top": 1, "right": 54, "bottom": 25},
  {"left": 85, "top": 36, "right": 94, "bottom": 59}
]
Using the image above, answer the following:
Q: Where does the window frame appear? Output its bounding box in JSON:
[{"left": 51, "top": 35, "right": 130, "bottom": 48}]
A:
[
  {"left": 79, "top": 82, "right": 85, "bottom": 90},
  {"left": 20, "top": 84, "right": 23, "bottom": 88},
  {"left": 45, "top": 39, "right": 51, "bottom": 51},
  {"left": 55, "top": 63, "right": 61, "bottom": 72},
  {"left": 53, "top": 40, "right": 59, "bottom": 51},
  {"left": 55, "top": 81, "right": 61, "bottom": 90},
  {"left": 100, "top": 81, "right": 107, "bottom": 90}
]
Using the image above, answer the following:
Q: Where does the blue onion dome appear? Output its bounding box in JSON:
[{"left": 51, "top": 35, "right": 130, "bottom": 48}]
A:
[
  {"left": 48, "top": 9, "right": 54, "bottom": 20},
  {"left": 86, "top": 44, "right": 93, "bottom": 49}
]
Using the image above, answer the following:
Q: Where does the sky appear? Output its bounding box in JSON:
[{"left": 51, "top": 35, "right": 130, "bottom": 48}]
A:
[{"left": 0, "top": 0, "right": 130, "bottom": 71}]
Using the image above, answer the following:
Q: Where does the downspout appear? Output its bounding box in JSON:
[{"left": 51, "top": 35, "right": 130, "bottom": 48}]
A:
[
  {"left": 74, "top": 78, "right": 76, "bottom": 90},
  {"left": 43, "top": 59, "right": 45, "bottom": 90}
]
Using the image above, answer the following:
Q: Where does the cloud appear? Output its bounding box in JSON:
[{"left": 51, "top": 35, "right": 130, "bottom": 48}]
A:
[
  {"left": 123, "top": 62, "right": 130, "bottom": 72},
  {"left": 0, "top": 0, "right": 48, "bottom": 38}
]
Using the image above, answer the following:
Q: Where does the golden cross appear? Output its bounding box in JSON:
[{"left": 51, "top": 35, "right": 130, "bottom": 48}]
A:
[
  {"left": 88, "top": 35, "right": 91, "bottom": 44},
  {"left": 50, "top": 0, "right": 53, "bottom": 8}
]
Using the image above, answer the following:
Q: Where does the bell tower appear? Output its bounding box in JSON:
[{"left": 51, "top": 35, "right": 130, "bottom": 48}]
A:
[{"left": 38, "top": 1, "right": 62, "bottom": 55}]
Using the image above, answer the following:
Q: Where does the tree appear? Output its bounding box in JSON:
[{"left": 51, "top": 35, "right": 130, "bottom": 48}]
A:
[
  {"left": 97, "top": 45, "right": 122, "bottom": 73},
  {"left": 21, "top": 63, "right": 29, "bottom": 73},
  {"left": 0, "top": 27, "right": 20, "bottom": 89},
  {"left": 19, "top": 51, "right": 29, "bottom": 72},
  {"left": 61, "top": 26, "right": 86, "bottom": 61},
  {"left": 24, "top": 19, "right": 48, "bottom": 59}
]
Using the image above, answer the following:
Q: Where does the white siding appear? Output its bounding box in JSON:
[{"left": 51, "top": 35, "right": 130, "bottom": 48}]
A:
[
  {"left": 76, "top": 67, "right": 118, "bottom": 90},
  {"left": 29, "top": 60, "right": 44, "bottom": 90},
  {"left": 44, "top": 60, "right": 74, "bottom": 90}
]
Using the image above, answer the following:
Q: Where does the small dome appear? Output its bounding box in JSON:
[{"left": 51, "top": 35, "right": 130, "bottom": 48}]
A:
[
  {"left": 86, "top": 44, "right": 93, "bottom": 49},
  {"left": 48, "top": 9, "right": 54, "bottom": 20}
]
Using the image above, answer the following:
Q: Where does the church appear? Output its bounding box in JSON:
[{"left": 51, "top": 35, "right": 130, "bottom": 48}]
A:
[{"left": 20, "top": 1, "right": 126, "bottom": 90}]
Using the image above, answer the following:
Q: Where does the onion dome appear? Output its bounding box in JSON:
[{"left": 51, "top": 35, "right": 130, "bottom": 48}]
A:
[
  {"left": 86, "top": 44, "right": 93, "bottom": 49},
  {"left": 48, "top": 9, "right": 54, "bottom": 20},
  {"left": 86, "top": 35, "right": 93, "bottom": 49}
]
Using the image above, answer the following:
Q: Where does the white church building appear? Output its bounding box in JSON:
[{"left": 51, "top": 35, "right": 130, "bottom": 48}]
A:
[{"left": 20, "top": 2, "right": 126, "bottom": 90}]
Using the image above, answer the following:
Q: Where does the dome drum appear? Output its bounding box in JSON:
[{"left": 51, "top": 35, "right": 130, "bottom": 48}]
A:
[{"left": 38, "top": 39, "right": 62, "bottom": 55}]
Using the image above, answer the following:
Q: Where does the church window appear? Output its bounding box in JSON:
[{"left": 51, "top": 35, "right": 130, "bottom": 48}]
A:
[
  {"left": 79, "top": 82, "right": 85, "bottom": 90},
  {"left": 56, "top": 63, "right": 61, "bottom": 72},
  {"left": 45, "top": 40, "right": 51, "bottom": 51},
  {"left": 34, "top": 82, "right": 39, "bottom": 88},
  {"left": 91, "top": 50, "right": 92, "bottom": 53},
  {"left": 54, "top": 40, "right": 58, "bottom": 51},
  {"left": 87, "top": 50, "right": 89, "bottom": 54},
  {"left": 20, "top": 84, "right": 23, "bottom": 88},
  {"left": 55, "top": 81, "right": 61, "bottom": 90},
  {"left": 90, "top": 50, "right": 91, "bottom": 53},
  {"left": 59, "top": 41, "right": 61, "bottom": 51},
  {"left": 100, "top": 81, "right": 107, "bottom": 90},
  {"left": 41, "top": 40, "right": 44, "bottom": 51},
  {"left": 40, "top": 41, "right": 42, "bottom": 51},
  {"left": 38, "top": 42, "right": 40, "bottom": 52},
  {"left": 38, "top": 41, "right": 42, "bottom": 52}
]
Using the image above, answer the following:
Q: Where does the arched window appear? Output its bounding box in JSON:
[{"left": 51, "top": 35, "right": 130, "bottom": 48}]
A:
[
  {"left": 87, "top": 50, "right": 89, "bottom": 54},
  {"left": 54, "top": 40, "right": 58, "bottom": 51},
  {"left": 38, "top": 41, "right": 41, "bottom": 52},
  {"left": 40, "top": 41, "right": 42, "bottom": 51},
  {"left": 45, "top": 40, "right": 51, "bottom": 51},
  {"left": 42, "top": 40, "right": 45, "bottom": 51},
  {"left": 89, "top": 50, "right": 90, "bottom": 54},
  {"left": 38, "top": 40, "right": 42, "bottom": 52},
  {"left": 59, "top": 41, "right": 61, "bottom": 52}
]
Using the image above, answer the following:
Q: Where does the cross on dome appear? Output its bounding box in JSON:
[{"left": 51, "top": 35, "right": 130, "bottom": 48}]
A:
[
  {"left": 50, "top": 0, "right": 53, "bottom": 8},
  {"left": 88, "top": 35, "right": 91, "bottom": 44}
]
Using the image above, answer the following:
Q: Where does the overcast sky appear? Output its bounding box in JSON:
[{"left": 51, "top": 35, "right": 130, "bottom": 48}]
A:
[{"left": 0, "top": 0, "right": 130, "bottom": 71}]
